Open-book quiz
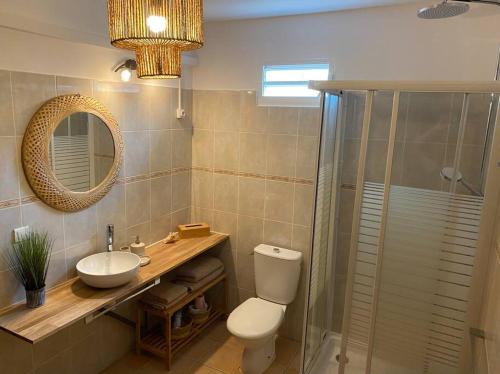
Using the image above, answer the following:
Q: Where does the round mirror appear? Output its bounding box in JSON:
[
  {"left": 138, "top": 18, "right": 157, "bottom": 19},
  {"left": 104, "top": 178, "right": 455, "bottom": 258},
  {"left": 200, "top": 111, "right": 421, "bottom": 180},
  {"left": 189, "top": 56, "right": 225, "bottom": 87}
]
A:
[
  {"left": 22, "top": 95, "right": 123, "bottom": 212},
  {"left": 49, "top": 112, "right": 115, "bottom": 192}
]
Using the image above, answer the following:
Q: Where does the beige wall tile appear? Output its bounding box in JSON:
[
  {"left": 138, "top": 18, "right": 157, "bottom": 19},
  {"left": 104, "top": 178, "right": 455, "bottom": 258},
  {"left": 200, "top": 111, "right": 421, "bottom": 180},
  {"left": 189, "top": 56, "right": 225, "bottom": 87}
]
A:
[
  {"left": 291, "top": 224, "right": 311, "bottom": 263},
  {"left": 149, "top": 130, "right": 172, "bottom": 173},
  {"left": 238, "top": 177, "right": 265, "bottom": 217},
  {"left": 123, "top": 131, "right": 150, "bottom": 177},
  {"left": 191, "top": 206, "right": 214, "bottom": 226},
  {"left": 191, "top": 170, "right": 213, "bottom": 209},
  {"left": 267, "top": 134, "right": 297, "bottom": 178},
  {"left": 341, "top": 139, "right": 360, "bottom": 185},
  {"left": 298, "top": 108, "right": 321, "bottom": 136},
  {"left": 404, "top": 92, "right": 454, "bottom": 143},
  {"left": 236, "top": 252, "right": 255, "bottom": 292},
  {"left": 240, "top": 91, "right": 268, "bottom": 133},
  {"left": 213, "top": 174, "right": 237, "bottom": 213},
  {"left": 0, "top": 206, "right": 21, "bottom": 272},
  {"left": 126, "top": 221, "right": 151, "bottom": 246},
  {"left": 0, "top": 71, "right": 14, "bottom": 136},
  {"left": 264, "top": 220, "right": 293, "bottom": 248},
  {"left": 214, "top": 91, "right": 241, "bottom": 131},
  {"left": 339, "top": 187, "right": 355, "bottom": 234},
  {"left": 239, "top": 133, "right": 267, "bottom": 174},
  {"left": 214, "top": 131, "right": 239, "bottom": 171},
  {"left": 296, "top": 136, "right": 317, "bottom": 180},
  {"left": 401, "top": 142, "right": 446, "bottom": 190},
  {"left": 45, "top": 249, "right": 67, "bottom": 288},
  {"left": 97, "top": 184, "right": 126, "bottom": 231},
  {"left": 56, "top": 76, "right": 92, "bottom": 96},
  {"left": 21, "top": 202, "right": 65, "bottom": 251},
  {"left": 193, "top": 90, "right": 215, "bottom": 129},
  {"left": 64, "top": 206, "right": 97, "bottom": 248},
  {"left": 293, "top": 184, "right": 314, "bottom": 226},
  {"left": 237, "top": 215, "right": 263, "bottom": 255},
  {"left": 150, "top": 175, "right": 172, "bottom": 219},
  {"left": 0, "top": 268, "right": 25, "bottom": 308},
  {"left": 146, "top": 85, "right": 174, "bottom": 130},
  {"left": 65, "top": 239, "right": 98, "bottom": 278},
  {"left": 172, "top": 128, "right": 192, "bottom": 169},
  {"left": 265, "top": 180, "right": 294, "bottom": 223},
  {"left": 268, "top": 107, "right": 299, "bottom": 135},
  {"left": 172, "top": 171, "right": 190, "bottom": 211},
  {"left": 192, "top": 129, "right": 213, "bottom": 168},
  {"left": 11, "top": 72, "right": 56, "bottom": 135},
  {"left": 213, "top": 210, "right": 238, "bottom": 248},
  {"left": 125, "top": 180, "right": 150, "bottom": 227},
  {"left": 171, "top": 207, "right": 190, "bottom": 229},
  {"left": 0, "top": 137, "right": 20, "bottom": 201}
]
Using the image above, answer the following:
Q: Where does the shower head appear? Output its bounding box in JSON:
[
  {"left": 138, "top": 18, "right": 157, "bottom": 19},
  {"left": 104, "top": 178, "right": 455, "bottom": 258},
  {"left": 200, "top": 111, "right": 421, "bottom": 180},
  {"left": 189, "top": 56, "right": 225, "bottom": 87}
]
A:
[
  {"left": 441, "top": 167, "right": 463, "bottom": 182},
  {"left": 440, "top": 167, "right": 483, "bottom": 196},
  {"left": 417, "top": 1, "right": 470, "bottom": 19}
]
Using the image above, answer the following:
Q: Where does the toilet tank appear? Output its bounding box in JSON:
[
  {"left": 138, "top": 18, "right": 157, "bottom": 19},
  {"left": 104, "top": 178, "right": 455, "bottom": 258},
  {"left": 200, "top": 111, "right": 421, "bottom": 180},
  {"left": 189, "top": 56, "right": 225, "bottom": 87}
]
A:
[{"left": 254, "top": 244, "right": 302, "bottom": 305}]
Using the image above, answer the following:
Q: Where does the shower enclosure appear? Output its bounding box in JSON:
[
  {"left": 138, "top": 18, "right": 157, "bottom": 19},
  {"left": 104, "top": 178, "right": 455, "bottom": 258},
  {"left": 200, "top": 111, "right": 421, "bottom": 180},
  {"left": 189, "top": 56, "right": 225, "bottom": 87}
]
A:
[{"left": 301, "top": 81, "right": 500, "bottom": 374}]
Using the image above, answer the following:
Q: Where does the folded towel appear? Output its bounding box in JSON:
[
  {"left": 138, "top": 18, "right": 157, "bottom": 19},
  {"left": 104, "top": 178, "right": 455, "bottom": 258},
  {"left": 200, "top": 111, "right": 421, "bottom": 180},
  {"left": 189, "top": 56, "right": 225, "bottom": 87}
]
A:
[
  {"left": 176, "top": 256, "right": 224, "bottom": 283},
  {"left": 142, "top": 282, "right": 188, "bottom": 310},
  {"left": 175, "top": 267, "right": 224, "bottom": 292}
]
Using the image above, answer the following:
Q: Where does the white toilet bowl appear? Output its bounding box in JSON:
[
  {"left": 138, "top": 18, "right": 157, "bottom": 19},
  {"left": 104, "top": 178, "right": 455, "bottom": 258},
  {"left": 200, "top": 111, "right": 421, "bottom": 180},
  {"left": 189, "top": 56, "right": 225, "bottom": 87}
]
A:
[
  {"left": 227, "top": 297, "right": 286, "bottom": 374},
  {"left": 226, "top": 244, "right": 302, "bottom": 374}
]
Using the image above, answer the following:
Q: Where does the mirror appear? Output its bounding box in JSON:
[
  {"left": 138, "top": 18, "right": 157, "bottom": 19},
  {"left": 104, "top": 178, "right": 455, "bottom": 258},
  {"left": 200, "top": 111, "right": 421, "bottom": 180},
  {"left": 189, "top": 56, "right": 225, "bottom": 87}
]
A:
[
  {"left": 50, "top": 113, "right": 115, "bottom": 192},
  {"left": 22, "top": 95, "right": 123, "bottom": 212}
]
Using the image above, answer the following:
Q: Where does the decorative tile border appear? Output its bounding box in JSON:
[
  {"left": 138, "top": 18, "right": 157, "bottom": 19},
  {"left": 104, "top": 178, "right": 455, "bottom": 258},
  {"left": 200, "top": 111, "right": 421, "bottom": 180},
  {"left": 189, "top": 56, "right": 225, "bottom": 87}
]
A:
[
  {"left": 193, "top": 166, "right": 315, "bottom": 185},
  {"left": 0, "top": 166, "right": 313, "bottom": 211}
]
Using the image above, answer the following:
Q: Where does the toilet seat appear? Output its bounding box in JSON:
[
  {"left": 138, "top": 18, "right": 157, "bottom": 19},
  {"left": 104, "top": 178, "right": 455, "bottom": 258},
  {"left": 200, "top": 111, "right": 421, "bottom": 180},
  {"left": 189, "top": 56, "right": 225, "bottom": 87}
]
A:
[{"left": 227, "top": 298, "right": 285, "bottom": 340}]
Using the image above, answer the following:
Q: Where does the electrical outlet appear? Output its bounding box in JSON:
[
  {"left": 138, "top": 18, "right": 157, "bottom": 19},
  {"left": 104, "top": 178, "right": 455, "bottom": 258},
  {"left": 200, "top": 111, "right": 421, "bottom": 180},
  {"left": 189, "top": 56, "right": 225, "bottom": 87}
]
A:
[
  {"left": 176, "top": 107, "right": 186, "bottom": 119},
  {"left": 13, "top": 226, "right": 29, "bottom": 242}
]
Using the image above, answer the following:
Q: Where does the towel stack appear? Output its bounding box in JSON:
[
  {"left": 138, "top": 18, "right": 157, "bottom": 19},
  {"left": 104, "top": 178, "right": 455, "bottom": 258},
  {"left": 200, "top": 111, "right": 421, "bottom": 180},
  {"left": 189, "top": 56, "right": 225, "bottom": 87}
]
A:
[
  {"left": 142, "top": 282, "right": 188, "bottom": 310},
  {"left": 175, "top": 256, "right": 224, "bottom": 292}
]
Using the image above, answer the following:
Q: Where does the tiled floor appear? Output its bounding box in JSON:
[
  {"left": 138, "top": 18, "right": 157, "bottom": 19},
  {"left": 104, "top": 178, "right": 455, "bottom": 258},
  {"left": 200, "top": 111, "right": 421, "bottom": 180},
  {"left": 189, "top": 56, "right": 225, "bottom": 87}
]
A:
[{"left": 102, "top": 321, "right": 301, "bottom": 374}]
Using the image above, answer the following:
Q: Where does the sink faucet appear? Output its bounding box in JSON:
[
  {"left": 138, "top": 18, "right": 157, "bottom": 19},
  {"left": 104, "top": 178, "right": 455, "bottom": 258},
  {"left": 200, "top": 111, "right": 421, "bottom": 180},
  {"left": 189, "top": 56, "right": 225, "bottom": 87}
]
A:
[{"left": 107, "top": 224, "right": 114, "bottom": 252}]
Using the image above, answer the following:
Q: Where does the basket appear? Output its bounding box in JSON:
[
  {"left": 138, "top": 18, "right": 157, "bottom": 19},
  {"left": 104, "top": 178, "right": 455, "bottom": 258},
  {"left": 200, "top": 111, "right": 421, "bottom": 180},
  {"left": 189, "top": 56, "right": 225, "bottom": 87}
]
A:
[
  {"left": 171, "top": 315, "right": 193, "bottom": 341},
  {"left": 189, "top": 303, "right": 211, "bottom": 325}
]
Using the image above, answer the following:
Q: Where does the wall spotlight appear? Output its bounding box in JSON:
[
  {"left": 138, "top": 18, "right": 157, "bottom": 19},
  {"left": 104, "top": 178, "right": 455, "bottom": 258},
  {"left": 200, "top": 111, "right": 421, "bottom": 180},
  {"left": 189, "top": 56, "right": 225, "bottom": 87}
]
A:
[{"left": 114, "top": 59, "right": 137, "bottom": 82}]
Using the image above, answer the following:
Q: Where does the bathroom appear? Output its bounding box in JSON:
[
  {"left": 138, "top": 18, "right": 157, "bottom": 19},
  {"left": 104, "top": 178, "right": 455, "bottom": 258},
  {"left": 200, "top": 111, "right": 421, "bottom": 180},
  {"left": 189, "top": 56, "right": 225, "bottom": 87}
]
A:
[{"left": 0, "top": 0, "right": 500, "bottom": 373}]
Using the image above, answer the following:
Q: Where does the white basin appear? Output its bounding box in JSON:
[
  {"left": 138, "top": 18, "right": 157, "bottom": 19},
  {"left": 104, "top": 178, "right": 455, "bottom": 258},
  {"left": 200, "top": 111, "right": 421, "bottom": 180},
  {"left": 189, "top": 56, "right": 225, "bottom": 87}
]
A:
[{"left": 76, "top": 252, "right": 141, "bottom": 288}]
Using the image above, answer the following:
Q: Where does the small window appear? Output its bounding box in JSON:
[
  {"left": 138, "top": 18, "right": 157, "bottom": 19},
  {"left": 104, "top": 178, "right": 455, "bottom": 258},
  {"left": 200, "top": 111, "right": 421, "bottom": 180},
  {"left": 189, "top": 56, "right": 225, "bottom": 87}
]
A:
[{"left": 259, "top": 63, "right": 329, "bottom": 107}]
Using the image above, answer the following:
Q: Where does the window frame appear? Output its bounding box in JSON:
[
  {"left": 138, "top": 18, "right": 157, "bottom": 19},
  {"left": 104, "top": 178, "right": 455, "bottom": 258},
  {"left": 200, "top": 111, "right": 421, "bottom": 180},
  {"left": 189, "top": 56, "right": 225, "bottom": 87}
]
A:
[{"left": 258, "top": 61, "right": 331, "bottom": 107}]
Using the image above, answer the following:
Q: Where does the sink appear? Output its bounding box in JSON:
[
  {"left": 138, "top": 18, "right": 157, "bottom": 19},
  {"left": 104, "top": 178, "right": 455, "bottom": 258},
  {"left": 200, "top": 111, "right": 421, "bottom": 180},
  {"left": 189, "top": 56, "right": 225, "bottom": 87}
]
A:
[{"left": 76, "top": 252, "right": 141, "bottom": 288}]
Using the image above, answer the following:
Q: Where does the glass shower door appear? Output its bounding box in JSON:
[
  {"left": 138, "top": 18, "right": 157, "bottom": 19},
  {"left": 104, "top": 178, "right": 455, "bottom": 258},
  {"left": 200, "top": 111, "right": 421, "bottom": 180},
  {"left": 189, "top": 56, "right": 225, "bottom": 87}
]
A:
[{"left": 303, "top": 92, "right": 341, "bottom": 371}]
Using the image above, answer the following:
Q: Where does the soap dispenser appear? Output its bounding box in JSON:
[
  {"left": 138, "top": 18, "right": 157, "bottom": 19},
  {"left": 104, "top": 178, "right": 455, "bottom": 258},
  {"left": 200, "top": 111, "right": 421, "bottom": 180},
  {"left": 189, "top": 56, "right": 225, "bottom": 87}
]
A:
[{"left": 130, "top": 235, "right": 146, "bottom": 257}]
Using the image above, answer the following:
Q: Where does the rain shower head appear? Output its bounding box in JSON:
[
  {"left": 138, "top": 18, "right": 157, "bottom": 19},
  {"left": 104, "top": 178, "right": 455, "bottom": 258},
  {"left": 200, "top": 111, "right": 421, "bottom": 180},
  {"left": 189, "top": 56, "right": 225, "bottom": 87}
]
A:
[{"left": 417, "top": 1, "right": 470, "bottom": 19}]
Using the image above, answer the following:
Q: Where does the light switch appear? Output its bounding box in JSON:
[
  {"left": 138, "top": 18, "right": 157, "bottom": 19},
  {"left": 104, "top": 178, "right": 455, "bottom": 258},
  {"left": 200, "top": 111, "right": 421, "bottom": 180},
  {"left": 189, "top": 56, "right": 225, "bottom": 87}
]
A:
[{"left": 13, "top": 226, "right": 29, "bottom": 242}]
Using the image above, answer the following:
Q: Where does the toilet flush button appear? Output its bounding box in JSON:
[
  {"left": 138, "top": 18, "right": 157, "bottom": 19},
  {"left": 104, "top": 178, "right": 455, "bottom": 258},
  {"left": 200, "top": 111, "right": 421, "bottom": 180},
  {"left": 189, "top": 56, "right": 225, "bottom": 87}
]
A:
[{"left": 273, "top": 247, "right": 280, "bottom": 253}]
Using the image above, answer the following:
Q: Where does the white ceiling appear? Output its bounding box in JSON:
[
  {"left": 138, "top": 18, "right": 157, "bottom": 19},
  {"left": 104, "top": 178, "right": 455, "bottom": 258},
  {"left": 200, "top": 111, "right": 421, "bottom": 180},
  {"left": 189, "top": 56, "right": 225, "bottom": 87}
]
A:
[
  {"left": 0, "top": 0, "right": 423, "bottom": 47},
  {"left": 204, "top": 0, "right": 420, "bottom": 21}
]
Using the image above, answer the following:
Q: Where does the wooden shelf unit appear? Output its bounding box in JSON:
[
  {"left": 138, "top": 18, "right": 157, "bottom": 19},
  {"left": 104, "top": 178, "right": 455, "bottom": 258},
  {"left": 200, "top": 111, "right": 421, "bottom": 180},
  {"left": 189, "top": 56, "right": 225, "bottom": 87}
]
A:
[
  {"left": 0, "top": 233, "right": 228, "bottom": 344},
  {"left": 137, "top": 272, "right": 228, "bottom": 370}
]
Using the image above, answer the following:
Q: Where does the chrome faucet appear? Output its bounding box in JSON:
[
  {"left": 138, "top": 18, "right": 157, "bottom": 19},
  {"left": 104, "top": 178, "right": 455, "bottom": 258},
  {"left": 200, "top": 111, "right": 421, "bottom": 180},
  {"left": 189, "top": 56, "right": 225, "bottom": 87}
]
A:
[{"left": 107, "top": 224, "right": 114, "bottom": 252}]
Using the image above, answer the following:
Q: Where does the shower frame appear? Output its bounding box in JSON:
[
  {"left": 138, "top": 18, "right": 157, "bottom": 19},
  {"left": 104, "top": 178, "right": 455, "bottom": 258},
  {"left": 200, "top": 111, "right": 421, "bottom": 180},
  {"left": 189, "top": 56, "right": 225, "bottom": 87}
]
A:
[{"left": 301, "top": 80, "right": 500, "bottom": 374}]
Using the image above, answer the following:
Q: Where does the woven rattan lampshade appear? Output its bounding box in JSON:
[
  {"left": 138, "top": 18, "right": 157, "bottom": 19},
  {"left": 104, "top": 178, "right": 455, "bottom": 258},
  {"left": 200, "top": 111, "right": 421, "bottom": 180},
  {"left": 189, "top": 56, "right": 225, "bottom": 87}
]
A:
[
  {"left": 107, "top": 0, "right": 204, "bottom": 51},
  {"left": 136, "top": 45, "right": 181, "bottom": 79}
]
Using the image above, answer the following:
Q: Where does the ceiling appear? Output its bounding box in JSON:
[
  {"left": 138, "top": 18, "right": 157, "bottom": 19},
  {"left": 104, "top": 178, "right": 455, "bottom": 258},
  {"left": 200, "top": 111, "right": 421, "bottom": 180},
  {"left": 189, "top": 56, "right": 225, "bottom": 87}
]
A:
[{"left": 0, "top": 0, "right": 422, "bottom": 46}]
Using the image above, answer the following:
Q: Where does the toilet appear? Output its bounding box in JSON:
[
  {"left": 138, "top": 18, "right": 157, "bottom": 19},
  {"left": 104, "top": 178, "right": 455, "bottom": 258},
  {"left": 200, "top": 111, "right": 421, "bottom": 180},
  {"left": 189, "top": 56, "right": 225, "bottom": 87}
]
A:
[{"left": 227, "top": 244, "right": 302, "bottom": 374}]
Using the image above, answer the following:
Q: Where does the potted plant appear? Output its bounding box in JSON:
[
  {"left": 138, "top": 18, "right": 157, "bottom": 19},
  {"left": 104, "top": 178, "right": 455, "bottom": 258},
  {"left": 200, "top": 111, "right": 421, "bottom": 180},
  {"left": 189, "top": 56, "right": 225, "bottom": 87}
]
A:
[{"left": 4, "top": 231, "right": 53, "bottom": 308}]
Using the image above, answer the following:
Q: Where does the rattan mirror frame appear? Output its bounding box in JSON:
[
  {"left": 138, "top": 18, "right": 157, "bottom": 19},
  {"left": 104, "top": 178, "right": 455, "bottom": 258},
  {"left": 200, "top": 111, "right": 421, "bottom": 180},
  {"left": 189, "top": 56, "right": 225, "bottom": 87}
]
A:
[{"left": 22, "top": 94, "right": 124, "bottom": 212}]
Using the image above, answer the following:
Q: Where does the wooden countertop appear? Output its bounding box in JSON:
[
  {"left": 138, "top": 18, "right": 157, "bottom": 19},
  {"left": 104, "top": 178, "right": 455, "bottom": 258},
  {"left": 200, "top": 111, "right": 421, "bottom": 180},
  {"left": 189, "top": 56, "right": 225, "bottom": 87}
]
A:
[{"left": 0, "top": 233, "right": 228, "bottom": 344}]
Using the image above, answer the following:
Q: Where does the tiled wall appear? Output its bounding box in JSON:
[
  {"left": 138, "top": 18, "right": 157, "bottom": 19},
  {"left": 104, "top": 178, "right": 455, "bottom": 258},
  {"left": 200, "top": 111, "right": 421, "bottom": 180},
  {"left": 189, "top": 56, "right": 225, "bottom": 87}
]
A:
[
  {"left": 332, "top": 92, "right": 491, "bottom": 331},
  {"left": 0, "top": 70, "right": 192, "bottom": 373},
  {"left": 189, "top": 90, "right": 321, "bottom": 341}
]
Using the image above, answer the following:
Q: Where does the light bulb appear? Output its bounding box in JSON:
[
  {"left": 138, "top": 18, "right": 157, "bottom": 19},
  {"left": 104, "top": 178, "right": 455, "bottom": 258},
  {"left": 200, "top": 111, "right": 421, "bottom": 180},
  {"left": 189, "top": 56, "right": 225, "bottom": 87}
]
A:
[
  {"left": 147, "top": 15, "right": 166, "bottom": 33},
  {"left": 120, "top": 69, "right": 132, "bottom": 82}
]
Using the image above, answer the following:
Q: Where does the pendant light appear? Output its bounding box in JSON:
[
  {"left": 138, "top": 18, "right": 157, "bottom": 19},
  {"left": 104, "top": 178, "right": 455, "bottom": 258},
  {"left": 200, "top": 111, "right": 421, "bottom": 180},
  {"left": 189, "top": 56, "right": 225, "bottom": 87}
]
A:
[{"left": 107, "top": 0, "right": 203, "bottom": 79}]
